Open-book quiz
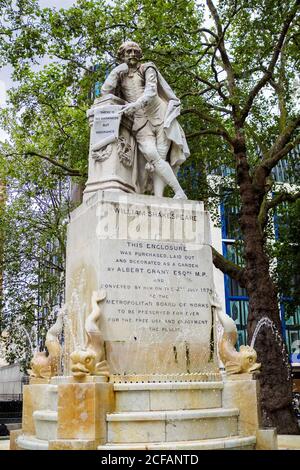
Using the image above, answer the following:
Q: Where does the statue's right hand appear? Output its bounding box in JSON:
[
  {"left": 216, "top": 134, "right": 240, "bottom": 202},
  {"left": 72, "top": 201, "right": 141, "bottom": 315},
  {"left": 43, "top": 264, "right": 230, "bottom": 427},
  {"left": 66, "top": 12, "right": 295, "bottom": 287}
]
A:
[{"left": 113, "top": 63, "right": 129, "bottom": 74}]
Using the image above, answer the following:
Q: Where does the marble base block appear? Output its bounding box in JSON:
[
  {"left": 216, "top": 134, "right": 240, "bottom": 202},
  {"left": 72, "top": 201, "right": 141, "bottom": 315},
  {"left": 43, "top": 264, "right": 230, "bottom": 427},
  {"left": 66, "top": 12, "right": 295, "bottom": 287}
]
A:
[
  {"left": 57, "top": 382, "right": 114, "bottom": 442},
  {"left": 65, "top": 191, "right": 217, "bottom": 376}
]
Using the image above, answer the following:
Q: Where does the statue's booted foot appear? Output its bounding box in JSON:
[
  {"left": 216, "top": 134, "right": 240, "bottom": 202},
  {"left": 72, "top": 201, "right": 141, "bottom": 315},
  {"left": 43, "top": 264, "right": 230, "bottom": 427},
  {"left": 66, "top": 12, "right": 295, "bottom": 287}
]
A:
[{"left": 173, "top": 190, "right": 188, "bottom": 200}]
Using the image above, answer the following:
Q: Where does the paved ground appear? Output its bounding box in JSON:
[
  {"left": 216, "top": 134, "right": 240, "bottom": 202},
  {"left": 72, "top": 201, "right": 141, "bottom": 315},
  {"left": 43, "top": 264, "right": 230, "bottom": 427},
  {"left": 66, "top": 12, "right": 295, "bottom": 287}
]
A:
[
  {"left": 278, "top": 434, "right": 300, "bottom": 450},
  {"left": 0, "top": 438, "right": 9, "bottom": 450}
]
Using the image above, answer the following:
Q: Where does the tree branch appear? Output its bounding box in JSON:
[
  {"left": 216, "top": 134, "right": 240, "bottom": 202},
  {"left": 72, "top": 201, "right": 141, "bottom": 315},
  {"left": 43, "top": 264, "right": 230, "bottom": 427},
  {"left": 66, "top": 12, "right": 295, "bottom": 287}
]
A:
[
  {"left": 210, "top": 50, "right": 228, "bottom": 101},
  {"left": 206, "top": 103, "right": 232, "bottom": 115},
  {"left": 182, "top": 107, "right": 233, "bottom": 143},
  {"left": 262, "top": 117, "right": 300, "bottom": 169},
  {"left": 239, "top": 1, "right": 300, "bottom": 125},
  {"left": 212, "top": 247, "right": 246, "bottom": 287},
  {"left": 194, "top": 28, "right": 218, "bottom": 40},
  {"left": 258, "top": 190, "right": 300, "bottom": 231},
  {"left": 179, "top": 88, "right": 215, "bottom": 100},
  {"left": 186, "top": 129, "right": 231, "bottom": 141},
  {"left": 267, "top": 191, "right": 300, "bottom": 211},
  {"left": 253, "top": 116, "right": 300, "bottom": 190},
  {"left": 26, "top": 151, "right": 85, "bottom": 177},
  {"left": 4, "top": 151, "right": 85, "bottom": 177},
  {"left": 192, "top": 73, "right": 228, "bottom": 101},
  {"left": 206, "top": 0, "right": 236, "bottom": 99}
]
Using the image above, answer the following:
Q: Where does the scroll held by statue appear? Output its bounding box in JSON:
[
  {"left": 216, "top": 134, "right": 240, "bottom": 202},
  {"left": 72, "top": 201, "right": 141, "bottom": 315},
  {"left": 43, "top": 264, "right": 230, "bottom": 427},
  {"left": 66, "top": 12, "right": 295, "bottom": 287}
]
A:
[{"left": 92, "top": 105, "right": 123, "bottom": 152}]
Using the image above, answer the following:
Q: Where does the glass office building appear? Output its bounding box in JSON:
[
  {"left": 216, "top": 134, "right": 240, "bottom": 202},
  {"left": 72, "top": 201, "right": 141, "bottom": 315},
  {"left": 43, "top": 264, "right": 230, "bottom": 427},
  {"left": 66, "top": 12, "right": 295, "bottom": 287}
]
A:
[{"left": 218, "top": 149, "right": 300, "bottom": 363}]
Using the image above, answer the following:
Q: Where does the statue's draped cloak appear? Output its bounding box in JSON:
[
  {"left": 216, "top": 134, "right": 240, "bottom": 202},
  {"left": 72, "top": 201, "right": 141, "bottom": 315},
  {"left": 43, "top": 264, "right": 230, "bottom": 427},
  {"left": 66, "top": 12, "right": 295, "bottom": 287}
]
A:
[{"left": 101, "top": 62, "right": 190, "bottom": 193}]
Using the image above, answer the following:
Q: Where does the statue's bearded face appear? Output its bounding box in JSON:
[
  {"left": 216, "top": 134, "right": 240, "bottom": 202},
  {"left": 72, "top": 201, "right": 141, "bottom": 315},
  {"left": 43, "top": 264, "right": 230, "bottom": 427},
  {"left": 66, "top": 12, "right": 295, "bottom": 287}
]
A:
[{"left": 123, "top": 46, "right": 141, "bottom": 66}]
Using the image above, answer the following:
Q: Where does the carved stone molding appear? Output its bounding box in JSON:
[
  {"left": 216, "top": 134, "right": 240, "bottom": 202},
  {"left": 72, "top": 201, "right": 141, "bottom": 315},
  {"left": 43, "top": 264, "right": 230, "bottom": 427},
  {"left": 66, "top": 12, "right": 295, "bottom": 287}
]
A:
[
  {"left": 92, "top": 144, "right": 113, "bottom": 162},
  {"left": 117, "top": 137, "right": 133, "bottom": 168}
]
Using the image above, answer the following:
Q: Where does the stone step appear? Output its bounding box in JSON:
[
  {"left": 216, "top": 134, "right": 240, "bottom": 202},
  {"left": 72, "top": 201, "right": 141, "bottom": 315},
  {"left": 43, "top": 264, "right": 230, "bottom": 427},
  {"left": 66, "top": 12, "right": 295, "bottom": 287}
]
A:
[
  {"left": 98, "top": 434, "right": 256, "bottom": 450},
  {"left": 107, "top": 408, "right": 239, "bottom": 444},
  {"left": 113, "top": 381, "right": 223, "bottom": 412},
  {"left": 113, "top": 381, "right": 224, "bottom": 390},
  {"left": 47, "top": 385, "right": 58, "bottom": 411},
  {"left": 6, "top": 423, "right": 21, "bottom": 432},
  {"left": 17, "top": 434, "right": 49, "bottom": 450},
  {"left": 33, "top": 410, "right": 58, "bottom": 441}
]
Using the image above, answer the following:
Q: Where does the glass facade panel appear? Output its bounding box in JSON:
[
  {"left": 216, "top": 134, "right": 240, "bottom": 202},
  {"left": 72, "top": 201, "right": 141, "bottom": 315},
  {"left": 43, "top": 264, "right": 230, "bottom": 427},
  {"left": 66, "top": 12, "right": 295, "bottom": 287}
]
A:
[
  {"left": 229, "top": 300, "right": 248, "bottom": 348},
  {"left": 285, "top": 307, "right": 300, "bottom": 363},
  {"left": 222, "top": 198, "right": 249, "bottom": 347},
  {"left": 219, "top": 147, "right": 300, "bottom": 359},
  {"left": 221, "top": 202, "right": 241, "bottom": 240},
  {"left": 272, "top": 148, "right": 300, "bottom": 183}
]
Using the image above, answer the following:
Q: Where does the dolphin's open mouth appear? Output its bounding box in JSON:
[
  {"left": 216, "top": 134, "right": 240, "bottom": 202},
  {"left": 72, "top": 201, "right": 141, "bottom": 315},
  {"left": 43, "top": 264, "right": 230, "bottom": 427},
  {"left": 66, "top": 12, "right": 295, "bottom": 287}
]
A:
[
  {"left": 71, "top": 363, "right": 90, "bottom": 376},
  {"left": 249, "top": 362, "right": 261, "bottom": 372}
]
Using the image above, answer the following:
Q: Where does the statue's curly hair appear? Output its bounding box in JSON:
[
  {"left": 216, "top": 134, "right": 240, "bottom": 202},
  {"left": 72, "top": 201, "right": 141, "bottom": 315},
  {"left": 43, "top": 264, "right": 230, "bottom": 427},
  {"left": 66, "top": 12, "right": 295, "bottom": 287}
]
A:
[{"left": 117, "top": 41, "right": 142, "bottom": 61}]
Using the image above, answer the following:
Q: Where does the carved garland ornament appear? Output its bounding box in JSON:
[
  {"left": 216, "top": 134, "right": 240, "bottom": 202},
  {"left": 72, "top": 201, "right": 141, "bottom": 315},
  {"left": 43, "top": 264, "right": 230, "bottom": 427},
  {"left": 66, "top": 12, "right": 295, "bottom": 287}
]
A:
[
  {"left": 117, "top": 137, "right": 133, "bottom": 168},
  {"left": 92, "top": 137, "right": 133, "bottom": 168},
  {"left": 92, "top": 144, "right": 113, "bottom": 162}
]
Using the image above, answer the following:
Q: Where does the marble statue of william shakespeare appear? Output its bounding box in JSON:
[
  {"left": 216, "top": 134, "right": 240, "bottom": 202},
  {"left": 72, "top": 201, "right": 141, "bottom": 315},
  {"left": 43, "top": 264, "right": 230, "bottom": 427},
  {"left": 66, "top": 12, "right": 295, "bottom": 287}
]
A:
[{"left": 101, "top": 41, "right": 190, "bottom": 199}]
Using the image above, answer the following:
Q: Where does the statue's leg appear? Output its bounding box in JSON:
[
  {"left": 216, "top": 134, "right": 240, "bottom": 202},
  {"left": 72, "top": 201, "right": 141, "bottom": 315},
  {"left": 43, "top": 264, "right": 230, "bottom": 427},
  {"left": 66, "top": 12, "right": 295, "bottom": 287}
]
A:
[
  {"left": 136, "top": 130, "right": 187, "bottom": 199},
  {"left": 153, "top": 127, "right": 170, "bottom": 197},
  {"left": 153, "top": 174, "right": 165, "bottom": 198}
]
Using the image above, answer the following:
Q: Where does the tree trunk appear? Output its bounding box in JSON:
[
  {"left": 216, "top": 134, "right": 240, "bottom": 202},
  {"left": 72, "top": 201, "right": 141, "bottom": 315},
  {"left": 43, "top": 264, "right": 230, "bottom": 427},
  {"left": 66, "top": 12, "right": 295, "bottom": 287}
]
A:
[
  {"left": 236, "top": 136, "right": 299, "bottom": 433},
  {"left": 245, "top": 234, "right": 298, "bottom": 433}
]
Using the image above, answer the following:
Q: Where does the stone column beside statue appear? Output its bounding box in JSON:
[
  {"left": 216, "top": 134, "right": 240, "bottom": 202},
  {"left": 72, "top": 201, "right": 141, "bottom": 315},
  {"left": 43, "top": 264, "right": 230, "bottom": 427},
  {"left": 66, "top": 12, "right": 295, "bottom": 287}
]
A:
[{"left": 84, "top": 94, "right": 137, "bottom": 197}]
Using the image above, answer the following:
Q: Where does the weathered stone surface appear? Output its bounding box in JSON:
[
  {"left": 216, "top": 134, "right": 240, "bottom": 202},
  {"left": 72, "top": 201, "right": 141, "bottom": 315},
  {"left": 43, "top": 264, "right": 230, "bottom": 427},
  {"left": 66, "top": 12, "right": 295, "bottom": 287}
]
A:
[
  {"left": 106, "top": 408, "right": 239, "bottom": 444},
  {"left": 49, "top": 439, "right": 99, "bottom": 450},
  {"left": 9, "top": 430, "right": 23, "bottom": 450},
  {"left": 114, "top": 381, "right": 223, "bottom": 412},
  {"left": 277, "top": 434, "right": 300, "bottom": 450},
  {"left": 33, "top": 410, "right": 57, "bottom": 441},
  {"left": 165, "top": 415, "right": 238, "bottom": 442},
  {"left": 65, "top": 191, "right": 217, "bottom": 376},
  {"left": 29, "top": 377, "right": 51, "bottom": 385},
  {"left": 98, "top": 435, "right": 256, "bottom": 450},
  {"left": 57, "top": 382, "right": 114, "bottom": 441},
  {"left": 222, "top": 374, "right": 260, "bottom": 436},
  {"left": 15, "top": 435, "right": 48, "bottom": 450},
  {"left": 256, "top": 428, "right": 278, "bottom": 450},
  {"left": 22, "top": 384, "right": 56, "bottom": 435},
  {"left": 150, "top": 388, "right": 222, "bottom": 411},
  {"left": 107, "top": 420, "right": 165, "bottom": 444}
]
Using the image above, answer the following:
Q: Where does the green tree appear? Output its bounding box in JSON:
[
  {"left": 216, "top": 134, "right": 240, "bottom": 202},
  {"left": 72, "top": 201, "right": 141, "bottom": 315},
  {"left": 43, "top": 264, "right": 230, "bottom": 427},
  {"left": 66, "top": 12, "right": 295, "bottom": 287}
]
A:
[
  {"left": 271, "top": 199, "right": 300, "bottom": 318},
  {"left": 199, "top": 0, "right": 300, "bottom": 433},
  {"left": 0, "top": 148, "right": 68, "bottom": 369},
  {"left": 1, "top": 0, "right": 300, "bottom": 432}
]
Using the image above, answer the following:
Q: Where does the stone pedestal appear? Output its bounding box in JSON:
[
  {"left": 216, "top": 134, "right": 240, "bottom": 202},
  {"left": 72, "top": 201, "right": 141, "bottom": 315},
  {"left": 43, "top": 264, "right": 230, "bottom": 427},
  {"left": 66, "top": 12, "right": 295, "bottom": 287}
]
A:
[
  {"left": 16, "top": 378, "right": 114, "bottom": 451},
  {"left": 56, "top": 382, "right": 114, "bottom": 441},
  {"left": 10, "top": 430, "right": 23, "bottom": 450},
  {"left": 84, "top": 95, "right": 136, "bottom": 196},
  {"left": 222, "top": 373, "right": 278, "bottom": 450},
  {"left": 22, "top": 384, "right": 57, "bottom": 436},
  {"left": 65, "top": 190, "right": 218, "bottom": 377}
]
